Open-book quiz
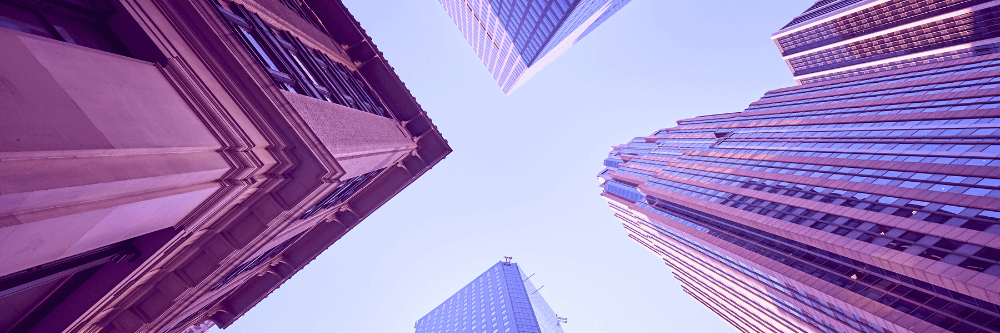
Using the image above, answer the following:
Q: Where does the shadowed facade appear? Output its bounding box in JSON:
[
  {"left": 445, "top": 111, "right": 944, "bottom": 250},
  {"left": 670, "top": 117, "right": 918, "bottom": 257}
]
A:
[{"left": 0, "top": 0, "right": 450, "bottom": 332}]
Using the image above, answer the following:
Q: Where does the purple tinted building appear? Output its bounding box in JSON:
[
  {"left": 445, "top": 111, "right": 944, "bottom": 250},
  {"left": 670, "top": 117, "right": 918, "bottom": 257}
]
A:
[
  {"left": 415, "top": 260, "right": 565, "bottom": 333},
  {"left": 775, "top": 0, "right": 1000, "bottom": 85},
  {"left": 599, "top": 1, "right": 1000, "bottom": 332},
  {"left": 438, "top": 0, "right": 631, "bottom": 94},
  {"left": 0, "top": 0, "right": 449, "bottom": 332}
]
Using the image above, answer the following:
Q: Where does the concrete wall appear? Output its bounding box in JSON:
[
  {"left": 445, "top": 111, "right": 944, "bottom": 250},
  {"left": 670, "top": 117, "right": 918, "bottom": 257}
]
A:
[
  {"left": 282, "top": 91, "right": 415, "bottom": 179},
  {"left": 0, "top": 29, "right": 229, "bottom": 277}
]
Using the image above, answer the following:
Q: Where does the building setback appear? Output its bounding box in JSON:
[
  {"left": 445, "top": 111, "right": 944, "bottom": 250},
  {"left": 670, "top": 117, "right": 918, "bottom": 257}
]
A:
[
  {"left": 415, "top": 260, "right": 565, "bottom": 333},
  {"left": 599, "top": 1, "right": 1000, "bottom": 333},
  {"left": 437, "top": 0, "right": 631, "bottom": 94},
  {"left": 0, "top": 0, "right": 450, "bottom": 332}
]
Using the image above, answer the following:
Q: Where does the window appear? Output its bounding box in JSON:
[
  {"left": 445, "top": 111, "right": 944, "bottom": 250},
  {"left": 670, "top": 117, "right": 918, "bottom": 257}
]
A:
[
  {"left": 213, "top": 2, "right": 388, "bottom": 117},
  {"left": 0, "top": 1, "right": 127, "bottom": 55}
]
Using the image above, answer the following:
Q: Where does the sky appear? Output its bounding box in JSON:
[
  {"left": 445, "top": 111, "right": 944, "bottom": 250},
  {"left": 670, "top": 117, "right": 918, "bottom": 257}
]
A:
[{"left": 224, "top": 1, "right": 814, "bottom": 332}]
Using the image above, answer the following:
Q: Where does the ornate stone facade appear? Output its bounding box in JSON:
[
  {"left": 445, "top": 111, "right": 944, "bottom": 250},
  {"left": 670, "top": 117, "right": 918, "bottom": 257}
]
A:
[{"left": 0, "top": 0, "right": 450, "bottom": 332}]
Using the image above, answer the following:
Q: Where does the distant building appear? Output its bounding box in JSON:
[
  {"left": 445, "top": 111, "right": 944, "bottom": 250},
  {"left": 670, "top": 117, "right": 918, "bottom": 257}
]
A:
[
  {"left": 415, "top": 260, "right": 565, "bottom": 333},
  {"left": 599, "top": 1, "right": 1000, "bottom": 332},
  {"left": 438, "top": 0, "right": 631, "bottom": 94},
  {"left": 181, "top": 320, "right": 214, "bottom": 333},
  {"left": 0, "top": 0, "right": 450, "bottom": 332}
]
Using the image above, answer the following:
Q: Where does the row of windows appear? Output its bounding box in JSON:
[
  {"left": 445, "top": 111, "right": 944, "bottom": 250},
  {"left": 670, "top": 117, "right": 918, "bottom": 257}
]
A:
[
  {"left": 616, "top": 207, "right": 837, "bottom": 332},
  {"left": 440, "top": 0, "right": 529, "bottom": 92},
  {"left": 719, "top": 139, "right": 999, "bottom": 156},
  {"left": 684, "top": 98, "right": 1000, "bottom": 130},
  {"left": 681, "top": 72, "right": 1000, "bottom": 129},
  {"left": 643, "top": 175, "right": 1000, "bottom": 278},
  {"left": 620, "top": 196, "right": 1000, "bottom": 330},
  {"left": 728, "top": 122, "right": 1000, "bottom": 138},
  {"left": 748, "top": 93, "right": 1000, "bottom": 116},
  {"left": 705, "top": 119, "right": 1000, "bottom": 142},
  {"left": 656, "top": 163, "right": 1000, "bottom": 251},
  {"left": 707, "top": 144, "right": 999, "bottom": 167},
  {"left": 418, "top": 264, "right": 514, "bottom": 333},
  {"left": 777, "top": 0, "right": 986, "bottom": 56},
  {"left": 658, "top": 248, "right": 814, "bottom": 333},
  {"left": 749, "top": 77, "right": 1000, "bottom": 111},
  {"left": 644, "top": 198, "right": 1000, "bottom": 333},
  {"left": 623, "top": 212, "right": 884, "bottom": 333},
  {"left": 731, "top": 134, "right": 1000, "bottom": 149},
  {"left": 786, "top": 6, "right": 1000, "bottom": 75},
  {"left": 207, "top": 234, "right": 300, "bottom": 291},
  {"left": 298, "top": 169, "right": 382, "bottom": 220},
  {"left": 669, "top": 155, "right": 1000, "bottom": 227},
  {"left": 799, "top": 42, "right": 1000, "bottom": 84},
  {"left": 780, "top": 0, "right": 866, "bottom": 29},
  {"left": 215, "top": 2, "right": 388, "bottom": 117},
  {"left": 757, "top": 58, "right": 1000, "bottom": 102}
]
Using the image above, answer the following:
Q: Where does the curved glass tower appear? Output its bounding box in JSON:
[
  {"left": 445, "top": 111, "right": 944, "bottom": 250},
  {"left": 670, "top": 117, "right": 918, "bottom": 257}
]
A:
[{"left": 599, "top": 1, "right": 1000, "bottom": 332}]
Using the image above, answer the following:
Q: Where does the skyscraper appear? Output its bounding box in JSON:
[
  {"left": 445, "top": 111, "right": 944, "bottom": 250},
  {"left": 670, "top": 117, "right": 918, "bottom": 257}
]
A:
[
  {"left": 415, "top": 260, "right": 566, "bottom": 333},
  {"left": 0, "top": 0, "right": 449, "bottom": 332},
  {"left": 599, "top": 1, "right": 1000, "bottom": 332},
  {"left": 438, "top": 0, "right": 631, "bottom": 94}
]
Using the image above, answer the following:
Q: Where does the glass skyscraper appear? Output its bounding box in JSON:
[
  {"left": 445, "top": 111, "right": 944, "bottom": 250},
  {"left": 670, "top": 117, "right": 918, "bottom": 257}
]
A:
[
  {"left": 438, "top": 0, "right": 631, "bottom": 94},
  {"left": 415, "top": 260, "right": 565, "bottom": 333},
  {"left": 599, "top": 1, "right": 1000, "bottom": 332}
]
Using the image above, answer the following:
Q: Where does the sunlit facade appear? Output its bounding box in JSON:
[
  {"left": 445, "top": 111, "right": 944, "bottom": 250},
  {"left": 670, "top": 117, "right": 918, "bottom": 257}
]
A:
[
  {"left": 774, "top": 0, "right": 1000, "bottom": 84},
  {"left": 415, "top": 261, "right": 566, "bottom": 333},
  {"left": 438, "top": 0, "right": 631, "bottom": 94},
  {"left": 599, "top": 1, "right": 1000, "bottom": 332}
]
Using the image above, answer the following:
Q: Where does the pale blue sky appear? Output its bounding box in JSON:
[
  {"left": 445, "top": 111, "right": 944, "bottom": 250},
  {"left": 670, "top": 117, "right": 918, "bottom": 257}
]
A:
[{"left": 225, "top": 1, "right": 813, "bottom": 332}]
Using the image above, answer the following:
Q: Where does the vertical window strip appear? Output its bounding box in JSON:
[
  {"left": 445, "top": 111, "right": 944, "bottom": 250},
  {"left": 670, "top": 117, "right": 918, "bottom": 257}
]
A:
[{"left": 212, "top": 2, "right": 389, "bottom": 118}]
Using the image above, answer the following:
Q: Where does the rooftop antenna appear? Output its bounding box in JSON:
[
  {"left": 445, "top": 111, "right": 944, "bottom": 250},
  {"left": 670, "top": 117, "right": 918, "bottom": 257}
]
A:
[
  {"left": 503, "top": 256, "right": 512, "bottom": 266},
  {"left": 531, "top": 285, "right": 544, "bottom": 294}
]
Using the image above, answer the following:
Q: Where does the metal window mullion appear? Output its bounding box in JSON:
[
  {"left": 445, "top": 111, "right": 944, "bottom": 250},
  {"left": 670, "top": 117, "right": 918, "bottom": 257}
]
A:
[
  {"left": 670, "top": 202, "right": 999, "bottom": 322},
  {"left": 223, "top": 5, "right": 297, "bottom": 90},
  {"left": 239, "top": 6, "right": 318, "bottom": 98},
  {"left": 289, "top": 37, "right": 338, "bottom": 98},
  {"left": 267, "top": 29, "right": 323, "bottom": 98},
  {"left": 348, "top": 70, "right": 386, "bottom": 116},
  {"left": 329, "top": 62, "right": 363, "bottom": 110},
  {"left": 342, "top": 65, "right": 389, "bottom": 117},
  {"left": 329, "top": 62, "right": 365, "bottom": 110},
  {"left": 313, "top": 54, "right": 353, "bottom": 106},
  {"left": 214, "top": 2, "right": 251, "bottom": 28},
  {"left": 277, "top": 38, "right": 324, "bottom": 98},
  {"left": 334, "top": 63, "right": 376, "bottom": 113},
  {"left": 301, "top": 49, "right": 338, "bottom": 99}
]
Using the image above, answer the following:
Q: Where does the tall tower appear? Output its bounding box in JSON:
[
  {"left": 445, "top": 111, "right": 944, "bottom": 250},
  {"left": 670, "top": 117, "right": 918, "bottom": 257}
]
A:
[
  {"left": 599, "top": 1, "right": 1000, "bottom": 332},
  {"left": 415, "top": 260, "right": 566, "bottom": 333},
  {"left": 438, "top": 0, "right": 632, "bottom": 94}
]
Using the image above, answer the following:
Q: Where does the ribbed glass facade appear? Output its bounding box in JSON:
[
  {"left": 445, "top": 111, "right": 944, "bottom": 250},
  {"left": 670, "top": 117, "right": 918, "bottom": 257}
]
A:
[
  {"left": 773, "top": 0, "right": 1000, "bottom": 84},
  {"left": 599, "top": 1, "right": 1000, "bottom": 332},
  {"left": 437, "top": 0, "right": 631, "bottom": 94},
  {"left": 415, "top": 262, "right": 565, "bottom": 333}
]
